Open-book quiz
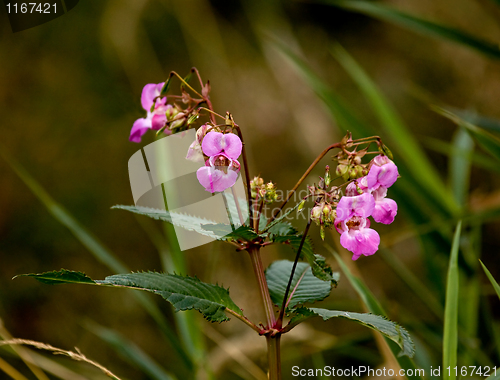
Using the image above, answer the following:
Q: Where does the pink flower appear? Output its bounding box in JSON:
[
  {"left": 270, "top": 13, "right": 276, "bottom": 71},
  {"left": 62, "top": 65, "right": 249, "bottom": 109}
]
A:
[
  {"left": 201, "top": 132, "right": 242, "bottom": 160},
  {"left": 196, "top": 154, "right": 241, "bottom": 193},
  {"left": 366, "top": 155, "right": 399, "bottom": 190},
  {"left": 336, "top": 192, "right": 375, "bottom": 221},
  {"left": 335, "top": 216, "right": 380, "bottom": 260},
  {"left": 371, "top": 186, "right": 398, "bottom": 224},
  {"left": 129, "top": 82, "right": 170, "bottom": 143}
]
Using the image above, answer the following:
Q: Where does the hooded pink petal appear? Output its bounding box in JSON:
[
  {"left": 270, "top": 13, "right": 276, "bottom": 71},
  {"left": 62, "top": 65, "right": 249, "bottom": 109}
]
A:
[
  {"left": 141, "top": 82, "right": 165, "bottom": 111},
  {"left": 366, "top": 155, "right": 399, "bottom": 190},
  {"left": 336, "top": 192, "right": 375, "bottom": 221}
]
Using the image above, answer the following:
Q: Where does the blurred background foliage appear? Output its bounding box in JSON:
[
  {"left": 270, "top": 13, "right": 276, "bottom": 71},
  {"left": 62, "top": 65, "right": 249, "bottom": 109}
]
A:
[{"left": 1, "top": 0, "right": 500, "bottom": 379}]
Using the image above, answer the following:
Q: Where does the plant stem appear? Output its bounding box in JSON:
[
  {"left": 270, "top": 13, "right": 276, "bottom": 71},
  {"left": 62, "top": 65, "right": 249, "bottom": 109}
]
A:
[
  {"left": 266, "top": 335, "right": 281, "bottom": 380},
  {"left": 233, "top": 125, "right": 254, "bottom": 226},
  {"left": 276, "top": 220, "right": 312, "bottom": 327},
  {"left": 269, "top": 142, "right": 341, "bottom": 224},
  {"left": 248, "top": 247, "right": 276, "bottom": 329}
]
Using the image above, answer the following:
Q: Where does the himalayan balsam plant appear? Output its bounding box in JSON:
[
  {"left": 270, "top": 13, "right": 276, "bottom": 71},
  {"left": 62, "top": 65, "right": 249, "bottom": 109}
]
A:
[{"left": 18, "top": 68, "right": 413, "bottom": 379}]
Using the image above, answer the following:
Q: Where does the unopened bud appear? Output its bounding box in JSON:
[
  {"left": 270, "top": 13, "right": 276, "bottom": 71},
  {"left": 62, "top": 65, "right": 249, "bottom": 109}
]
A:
[
  {"left": 325, "top": 165, "right": 331, "bottom": 188},
  {"left": 320, "top": 225, "right": 325, "bottom": 241},
  {"left": 349, "top": 167, "right": 358, "bottom": 180},
  {"left": 298, "top": 199, "right": 306, "bottom": 212},
  {"left": 379, "top": 144, "right": 394, "bottom": 160},
  {"left": 311, "top": 205, "right": 322, "bottom": 224}
]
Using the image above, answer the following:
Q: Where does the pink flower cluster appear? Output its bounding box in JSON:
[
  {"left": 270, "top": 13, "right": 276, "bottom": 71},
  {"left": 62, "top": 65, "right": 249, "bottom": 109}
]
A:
[
  {"left": 129, "top": 82, "right": 174, "bottom": 143},
  {"left": 335, "top": 155, "right": 399, "bottom": 260},
  {"left": 194, "top": 130, "right": 243, "bottom": 193}
]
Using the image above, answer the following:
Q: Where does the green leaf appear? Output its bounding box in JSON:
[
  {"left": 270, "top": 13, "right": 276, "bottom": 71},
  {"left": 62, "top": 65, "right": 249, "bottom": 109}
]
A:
[
  {"left": 201, "top": 224, "right": 258, "bottom": 242},
  {"left": 443, "top": 221, "right": 462, "bottom": 380},
  {"left": 0, "top": 147, "right": 193, "bottom": 370},
  {"left": 18, "top": 270, "right": 244, "bottom": 324},
  {"left": 434, "top": 107, "right": 500, "bottom": 162},
  {"left": 265, "top": 260, "right": 337, "bottom": 309},
  {"left": 322, "top": 0, "right": 500, "bottom": 60},
  {"left": 99, "top": 272, "right": 244, "bottom": 323},
  {"left": 271, "top": 232, "right": 333, "bottom": 282},
  {"left": 112, "top": 205, "right": 222, "bottom": 240},
  {"left": 288, "top": 307, "right": 415, "bottom": 358},
  {"left": 480, "top": 260, "right": 500, "bottom": 301},
  {"left": 327, "top": 246, "right": 423, "bottom": 378},
  {"left": 160, "top": 74, "right": 173, "bottom": 96},
  {"left": 267, "top": 221, "right": 295, "bottom": 237},
  {"left": 15, "top": 269, "right": 95, "bottom": 285}
]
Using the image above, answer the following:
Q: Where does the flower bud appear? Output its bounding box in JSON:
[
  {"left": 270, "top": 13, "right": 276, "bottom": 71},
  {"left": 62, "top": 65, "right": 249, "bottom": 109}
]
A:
[
  {"left": 311, "top": 205, "right": 322, "bottom": 224},
  {"left": 298, "top": 199, "right": 306, "bottom": 212},
  {"left": 325, "top": 165, "right": 331, "bottom": 188}
]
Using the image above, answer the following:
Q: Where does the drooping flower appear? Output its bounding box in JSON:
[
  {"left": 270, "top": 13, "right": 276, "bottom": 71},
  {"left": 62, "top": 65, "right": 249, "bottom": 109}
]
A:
[
  {"left": 335, "top": 216, "right": 380, "bottom": 260},
  {"left": 366, "top": 154, "right": 399, "bottom": 190},
  {"left": 371, "top": 186, "right": 398, "bottom": 224},
  {"left": 334, "top": 190, "right": 381, "bottom": 259},
  {"left": 194, "top": 131, "right": 243, "bottom": 192},
  {"left": 196, "top": 154, "right": 241, "bottom": 193},
  {"left": 129, "top": 82, "right": 169, "bottom": 143},
  {"left": 201, "top": 131, "right": 242, "bottom": 159}
]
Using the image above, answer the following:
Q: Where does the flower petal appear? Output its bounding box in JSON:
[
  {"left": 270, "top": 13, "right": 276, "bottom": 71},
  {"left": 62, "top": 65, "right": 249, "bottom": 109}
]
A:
[
  {"left": 372, "top": 197, "right": 398, "bottom": 224},
  {"left": 202, "top": 131, "right": 224, "bottom": 156},
  {"left": 366, "top": 157, "right": 399, "bottom": 189},
  {"left": 336, "top": 192, "right": 375, "bottom": 221},
  {"left": 129, "top": 117, "right": 152, "bottom": 143},
  {"left": 196, "top": 166, "right": 239, "bottom": 193},
  {"left": 151, "top": 112, "right": 167, "bottom": 131},
  {"left": 340, "top": 227, "right": 380, "bottom": 260},
  {"left": 222, "top": 133, "right": 242, "bottom": 159}
]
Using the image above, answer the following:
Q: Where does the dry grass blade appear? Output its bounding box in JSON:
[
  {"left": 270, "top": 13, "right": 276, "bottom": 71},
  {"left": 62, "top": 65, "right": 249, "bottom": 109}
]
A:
[{"left": 0, "top": 339, "right": 122, "bottom": 380}]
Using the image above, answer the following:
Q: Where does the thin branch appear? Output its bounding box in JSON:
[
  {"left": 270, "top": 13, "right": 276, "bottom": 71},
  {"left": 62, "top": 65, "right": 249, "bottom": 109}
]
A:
[
  {"left": 269, "top": 143, "right": 341, "bottom": 225},
  {"left": 225, "top": 308, "right": 261, "bottom": 333},
  {"left": 276, "top": 219, "right": 312, "bottom": 328}
]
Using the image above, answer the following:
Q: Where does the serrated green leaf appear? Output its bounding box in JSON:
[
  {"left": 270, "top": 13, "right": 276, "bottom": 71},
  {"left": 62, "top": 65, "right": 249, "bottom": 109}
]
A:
[
  {"left": 0, "top": 147, "right": 193, "bottom": 369},
  {"left": 321, "top": 0, "right": 500, "bottom": 60},
  {"left": 15, "top": 269, "right": 95, "bottom": 285},
  {"left": 327, "top": 245, "right": 423, "bottom": 378},
  {"left": 267, "top": 222, "right": 295, "bottom": 236},
  {"left": 98, "top": 272, "right": 243, "bottom": 323},
  {"left": 112, "top": 205, "right": 222, "bottom": 240},
  {"left": 288, "top": 307, "right": 415, "bottom": 358},
  {"left": 265, "top": 260, "right": 336, "bottom": 309},
  {"left": 18, "top": 270, "right": 243, "bottom": 324},
  {"left": 201, "top": 224, "right": 258, "bottom": 242}
]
